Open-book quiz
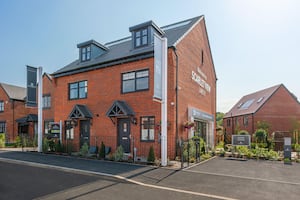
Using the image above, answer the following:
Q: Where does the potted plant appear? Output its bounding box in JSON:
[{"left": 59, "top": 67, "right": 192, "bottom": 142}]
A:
[{"left": 183, "top": 121, "right": 194, "bottom": 129}]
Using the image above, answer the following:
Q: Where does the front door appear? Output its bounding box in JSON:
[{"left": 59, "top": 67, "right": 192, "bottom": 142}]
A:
[
  {"left": 80, "top": 120, "right": 90, "bottom": 147},
  {"left": 117, "top": 118, "right": 131, "bottom": 153}
]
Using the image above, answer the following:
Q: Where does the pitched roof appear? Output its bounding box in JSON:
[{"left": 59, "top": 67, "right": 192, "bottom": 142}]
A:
[
  {"left": 52, "top": 16, "right": 203, "bottom": 78},
  {"left": 0, "top": 82, "right": 26, "bottom": 101},
  {"left": 224, "top": 84, "right": 282, "bottom": 118}
]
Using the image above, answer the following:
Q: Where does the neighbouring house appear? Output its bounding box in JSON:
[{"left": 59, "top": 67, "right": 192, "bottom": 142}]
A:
[
  {"left": 0, "top": 82, "right": 37, "bottom": 143},
  {"left": 223, "top": 84, "right": 300, "bottom": 142},
  {"left": 49, "top": 15, "right": 217, "bottom": 160}
]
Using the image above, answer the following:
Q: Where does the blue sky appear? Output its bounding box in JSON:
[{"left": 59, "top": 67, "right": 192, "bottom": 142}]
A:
[{"left": 1, "top": 0, "right": 299, "bottom": 113}]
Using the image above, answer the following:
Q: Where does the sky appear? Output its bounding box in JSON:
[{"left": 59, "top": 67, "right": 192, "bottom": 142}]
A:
[{"left": 1, "top": 0, "right": 299, "bottom": 113}]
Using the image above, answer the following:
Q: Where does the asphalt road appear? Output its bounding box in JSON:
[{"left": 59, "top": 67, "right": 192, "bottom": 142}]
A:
[{"left": 1, "top": 151, "right": 300, "bottom": 200}]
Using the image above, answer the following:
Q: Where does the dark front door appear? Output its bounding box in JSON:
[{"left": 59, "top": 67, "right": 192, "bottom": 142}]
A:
[
  {"left": 80, "top": 120, "right": 90, "bottom": 147},
  {"left": 117, "top": 118, "right": 131, "bottom": 153}
]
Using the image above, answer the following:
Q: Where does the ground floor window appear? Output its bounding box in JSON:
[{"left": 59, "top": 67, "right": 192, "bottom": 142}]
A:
[
  {"left": 140, "top": 116, "right": 155, "bottom": 141},
  {"left": 0, "top": 121, "right": 6, "bottom": 133},
  {"left": 194, "top": 120, "right": 207, "bottom": 142},
  {"left": 65, "top": 121, "right": 74, "bottom": 140}
]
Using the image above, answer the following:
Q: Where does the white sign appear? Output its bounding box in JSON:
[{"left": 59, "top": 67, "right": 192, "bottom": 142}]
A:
[{"left": 191, "top": 70, "right": 211, "bottom": 95}]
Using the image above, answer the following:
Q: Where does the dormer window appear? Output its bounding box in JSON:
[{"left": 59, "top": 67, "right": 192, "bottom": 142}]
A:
[
  {"left": 77, "top": 40, "right": 108, "bottom": 63},
  {"left": 135, "top": 28, "right": 148, "bottom": 48},
  {"left": 81, "top": 45, "right": 91, "bottom": 62},
  {"left": 129, "top": 20, "right": 165, "bottom": 50}
]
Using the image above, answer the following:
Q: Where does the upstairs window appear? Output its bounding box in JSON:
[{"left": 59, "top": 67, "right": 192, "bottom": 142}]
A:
[
  {"left": 42, "top": 95, "right": 51, "bottom": 109},
  {"left": 69, "top": 80, "right": 88, "bottom": 100},
  {"left": 81, "top": 46, "right": 91, "bottom": 62},
  {"left": 134, "top": 28, "right": 148, "bottom": 48},
  {"left": 0, "top": 101, "right": 4, "bottom": 112},
  {"left": 122, "top": 69, "right": 149, "bottom": 93}
]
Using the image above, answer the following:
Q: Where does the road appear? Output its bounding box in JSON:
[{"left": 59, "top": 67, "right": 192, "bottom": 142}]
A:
[{"left": 1, "top": 151, "right": 300, "bottom": 200}]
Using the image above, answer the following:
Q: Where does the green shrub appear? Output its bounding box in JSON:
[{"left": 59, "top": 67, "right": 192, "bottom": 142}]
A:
[
  {"left": 99, "top": 141, "right": 106, "bottom": 159},
  {"left": 266, "top": 150, "right": 279, "bottom": 160},
  {"left": 238, "top": 130, "right": 249, "bottom": 135},
  {"left": 55, "top": 140, "right": 63, "bottom": 153},
  {"left": 236, "top": 146, "right": 249, "bottom": 155},
  {"left": 15, "top": 136, "right": 22, "bottom": 147},
  {"left": 216, "top": 141, "right": 224, "bottom": 149},
  {"left": 80, "top": 142, "right": 89, "bottom": 157},
  {"left": 42, "top": 138, "right": 49, "bottom": 153},
  {"left": 255, "top": 129, "right": 267, "bottom": 143},
  {"left": 114, "top": 145, "right": 124, "bottom": 161},
  {"left": 147, "top": 146, "right": 155, "bottom": 163},
  {"left": 0, "top": 133, "right": 5, "bottom": 148}
]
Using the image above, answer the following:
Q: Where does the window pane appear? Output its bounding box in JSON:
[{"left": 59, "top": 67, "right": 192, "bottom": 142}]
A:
[
  {"left": 149, "top": 129, "right": 154, "bottom": 140},
  {"left": 142, "top": 29, "right": 147, "bottom": 36},
  {"left": 141, "top": 129, "right": 148, "bottom": 140},
  {"left": 136, "top": 77, "right": 148, "bottom": 90},
  {"left": 123, "top": 80, "right": 135, "bottom": 93},
  {"left": 136, "top": 31, "right": 141, "bottom": 37},
  {"left": 136, "top": 38, "right": 141, "bottom": 47},
  {"left": 136, "top": 70, "right": 148, "bottom": 78},
  {"left": 70, "top": 89, "right": 78, "bottom": 99},
  {"left": 79, "top": 87, "right": 87, "bottom": 98},
  {"left": 70, "top": 83, "right": 78, "bottom": 89},
  {"left": 123, "top": 72, "right": 135, "bottom": 80},
  {"left": 142, "top": 36, "right": 147, "bottom": 45}
]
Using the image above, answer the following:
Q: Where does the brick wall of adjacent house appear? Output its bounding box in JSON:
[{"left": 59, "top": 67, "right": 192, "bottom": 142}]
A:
[
  {"left": 254, "top": 85, "right": 300, "bottom": 135},
  {"left": 0, "top": 86, "right": 36, "bottom": 142},
  {"left": 223, "top": 85, "right": 300, "bottom": 142}
]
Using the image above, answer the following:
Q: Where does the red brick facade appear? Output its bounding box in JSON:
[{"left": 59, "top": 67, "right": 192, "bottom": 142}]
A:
[
  {"left": 50, "top": 17, "right": 217, "bottom": 159},
  {"left": 223, "top": 85, "right": 300, "bottom": 141},
  {"left": 0, "top": 84, "right": 36, "bottom": 142}
]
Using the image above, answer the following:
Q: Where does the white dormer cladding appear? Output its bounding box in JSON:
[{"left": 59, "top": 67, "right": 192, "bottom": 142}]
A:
[
  {"left": 129, "top": 20, "right": 165, "bottom": 49},
  {"left": 77, "top": 40, "right": 108, "bottom": 62}
]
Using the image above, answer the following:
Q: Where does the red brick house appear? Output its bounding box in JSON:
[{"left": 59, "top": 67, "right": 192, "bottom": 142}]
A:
[
  {"left": 223, "top": 84, "right": 300, "bottom": 142},
  {"left": 50, "top": 16, "right": 217, "bottom": 159},
  {"left": 0, "top": 83, "right": 37, "bottom": 142}
]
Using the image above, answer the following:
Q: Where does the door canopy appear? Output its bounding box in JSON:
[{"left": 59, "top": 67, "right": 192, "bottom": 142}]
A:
[
  {"left": 69, "top": 104, "right": 93, "bottom": 119},
  {"left": 106, "top": 100, "right": 135, "bottom": 117}
]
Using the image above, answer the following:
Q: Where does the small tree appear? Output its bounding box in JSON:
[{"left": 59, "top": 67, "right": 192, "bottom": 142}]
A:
[
  {"left": 147, "top": 146, "right": 155, "bottom": 163},
  {"left": 255, "top": 129, "right": 267, "bottom": 143},
  {"left": 0, "top": 133, "right": 5, "bottom": 148},
  {"left": 114, "top": 145, "right": 124, "bottom": 161},
  {"left": 80, "top": 142, "right": 89, "bottom": 157}
]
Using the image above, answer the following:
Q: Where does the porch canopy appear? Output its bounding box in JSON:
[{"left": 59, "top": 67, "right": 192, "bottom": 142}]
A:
[
  {"left": 106, "top": 100, "right": 135, "bottom": 118},
  {"left": 69, "top": 104, "right": 93, "bottom": 119},
  {"left": 16, "top": 114, "right": 38, "bottom": 124}
]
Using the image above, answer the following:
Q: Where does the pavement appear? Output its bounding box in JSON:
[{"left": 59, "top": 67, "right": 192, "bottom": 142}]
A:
[{"left": 1, "top": 149, "right": 300, "bottom": 200}]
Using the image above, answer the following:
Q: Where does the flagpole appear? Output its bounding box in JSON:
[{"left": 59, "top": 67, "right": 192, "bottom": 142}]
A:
[{"left": 38, "top": 67, "right": 43, "bottom": 152}]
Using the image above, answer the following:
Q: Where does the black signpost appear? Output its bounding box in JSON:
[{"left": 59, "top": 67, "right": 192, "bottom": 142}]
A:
[
  {"left": 284, "top": 137, "right": 292, "bottom": 164},
  {"left": 49, "top": 122, "right": 61, "bottom": 138}
]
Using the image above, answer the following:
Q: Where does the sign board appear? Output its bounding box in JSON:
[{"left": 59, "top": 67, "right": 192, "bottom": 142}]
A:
[
  {"left": 49, "top": 122, "right": 61, "bottom": 138},
  {"left": 232, "top": 135, "right": 251, "bottom": 146},
  {"left": 284, "top": 137, "right": 292, "bottom": 160},
  {"left": 153, "top": 33, "right": 164, "bottom": 100},
  {"left": 26, "top": 66, "right": 37, "bottom": 107}
]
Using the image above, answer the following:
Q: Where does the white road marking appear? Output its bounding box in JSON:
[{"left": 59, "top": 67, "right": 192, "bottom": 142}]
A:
[{"left": 184, "top": 169, "right": 300, "bottom": 186}]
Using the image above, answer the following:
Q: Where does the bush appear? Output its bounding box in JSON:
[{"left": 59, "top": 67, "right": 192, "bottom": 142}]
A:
[
  {"left": 238, "top": 130, "right": 249, "bottom": 135},
  {"left": 55, "top": 140, "right": 63, "bottom": 153},
  {"left": 0, "top": 133, "right": 5, "bottom": 148},
  {"left": 255, "top": 129, "right": 267, "bottom": 143},
  {"left": 114, "top": 145, "right": 124, "bottom": 161},
  {"left": 80, "top": 142, "right": 89, "bottom": 157},
  {"left": 99, "top": 141, "right": 106, "bottom": 159},
  {"left": 236, "top": 146, "right": 249, "bottom": 156},
  {"left": 42, "top": 138, "right": 49, "bottom": 153},
  {"left": 147, "top": 146, "right": 155, "bottom": 163}
]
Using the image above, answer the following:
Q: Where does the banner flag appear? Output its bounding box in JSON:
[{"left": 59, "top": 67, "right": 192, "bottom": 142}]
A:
[
  {"left": 26, "top": 66, "right": 37, "bottom": 107},
  {"left": 154, "top": 33, "right": 163, "bottom": 100}
]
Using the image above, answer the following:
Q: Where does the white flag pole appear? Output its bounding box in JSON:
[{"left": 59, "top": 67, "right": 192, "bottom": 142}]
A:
[
  {"left": 37, "top": 67, "right": 43, "bottom": 152},
  {"left": 161, "top": 36, "right": 168, "bottom": 167}
]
